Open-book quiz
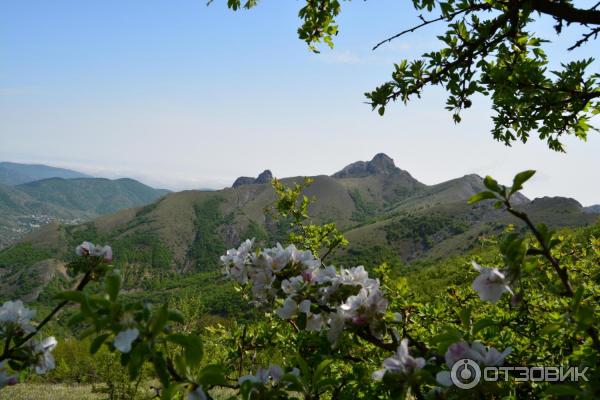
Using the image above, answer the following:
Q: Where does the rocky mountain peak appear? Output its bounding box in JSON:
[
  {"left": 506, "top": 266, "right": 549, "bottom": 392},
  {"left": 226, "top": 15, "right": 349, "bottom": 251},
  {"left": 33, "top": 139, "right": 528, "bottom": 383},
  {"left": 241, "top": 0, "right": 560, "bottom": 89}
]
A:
[
  {"left": 332, "top": 153, "right": 401, "bottom": 178},
  {"left": 367, "top": 153, "right": 397, "bottom": 175},
  {"left": 255, "top": 170, "right": 273, "bottom": 184},
  {"left": 232, "top": 170, "right": 273, "bottom": 188}
]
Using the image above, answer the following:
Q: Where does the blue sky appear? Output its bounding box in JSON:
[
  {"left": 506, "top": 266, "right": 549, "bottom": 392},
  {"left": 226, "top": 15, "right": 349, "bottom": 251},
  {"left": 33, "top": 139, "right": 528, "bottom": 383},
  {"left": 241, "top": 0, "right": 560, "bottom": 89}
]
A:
[{"left": 1, "top": 1, "right": 599, "bottom": 204}]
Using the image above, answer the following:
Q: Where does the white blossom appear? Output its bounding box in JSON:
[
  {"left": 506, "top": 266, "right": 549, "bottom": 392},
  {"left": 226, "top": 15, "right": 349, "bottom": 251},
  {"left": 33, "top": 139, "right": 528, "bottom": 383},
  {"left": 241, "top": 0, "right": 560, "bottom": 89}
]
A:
[
  {"left": 275, "top": 298, "right": 298, "bottom": 320},
  {"left": 239, "top": 367, "right": 270, "bottom": 385},
  {"left": 290, "top": 247, "right": 321, "bottom": 269},
  {"left": 339, "top": 266, "right": 378, "bottom": 289},
  {"left": 298, "top": 300, "right": 324, "bottom": 331},
  {"left": 340, "top": 282, "right": 388, "bottom": 326},
  {"left": 467, "top": 341, "right": 512, "bottom": 367},
  {"left": 313, "top": 266, "right": 341, "bottom": 302},
  {"left": 281, "top": 275, "right": 305, "bottom": 296},
  {"left": 0, "top": 300, "right": 36, "bottom": 334},
  {"left": 239, "top": 364, "right": 296, "bottom": 387},
  {"left": 114, "top": 328, "right": 139, "bottom": 353},
  {"left": 222, "top": 241, "right": 390, "bottom": 346},
  {"left": 221, "top": 239, "right": 254, "bottom": 284},
  {"left": 471, "top": 261, "right": 513, "bottom": 303},
  {"left": 305, "top": 313, "right": 325, "bottom": 332},
  {"left": 101, "top": 245, "right": 113, "bottom": 262},
  {"left": 75, "top": 241, "right": 94, "bottom": 256},
  {"left": 268, "top": 364, "right": 284, "bottom": 382},
  {"left": 435, "top": 341, "right": 512, "bottom": 387},
  {"left": 252, "top": 243, "right": 291, "bottom": 273},
  {"left": 75, "top": 241, "right": 113, "bottom": 262},
  {"left": 326, "top": 310, "right": 346, "bottom": 345},
  {"left": 33, "top": 336, "right": 57, "bottom": 374},
  {"left": 372, "top": 339, "right": 426, "bottom": 380},
  {"left": 248, "top": 269, "right": 276, "bottom": 302}
]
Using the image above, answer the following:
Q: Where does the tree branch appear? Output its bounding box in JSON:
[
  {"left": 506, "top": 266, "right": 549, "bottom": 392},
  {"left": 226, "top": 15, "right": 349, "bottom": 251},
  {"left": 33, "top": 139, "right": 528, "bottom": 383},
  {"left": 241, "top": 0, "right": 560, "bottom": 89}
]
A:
[
  {"left": 372, "top": 4, "right": 490, "bottom": 51},
  {"left": 531, "top": 0, "right": 600, "bottom": 26},
  {"left": 0, "top": 270, "right": 92, "bottom": 362},
  {"left": 504, "top": 202, "right": 600, "bottom": 352},
  {"left": 568, "top": 26, "right": 600, "bottom": 50}
]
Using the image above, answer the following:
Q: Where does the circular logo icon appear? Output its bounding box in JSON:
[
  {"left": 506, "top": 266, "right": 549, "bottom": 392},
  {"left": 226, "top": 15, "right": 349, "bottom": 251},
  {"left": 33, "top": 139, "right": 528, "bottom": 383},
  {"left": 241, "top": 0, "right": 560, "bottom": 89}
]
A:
[{"left": 450, "top": 358, "right": 481, "bottom": 389}]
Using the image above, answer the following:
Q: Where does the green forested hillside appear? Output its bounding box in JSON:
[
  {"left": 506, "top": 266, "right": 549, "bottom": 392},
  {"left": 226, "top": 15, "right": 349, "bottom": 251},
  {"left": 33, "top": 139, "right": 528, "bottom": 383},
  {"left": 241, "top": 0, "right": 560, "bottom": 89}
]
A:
[
  {"left": 1, "top": 154, "right": 597, "bottom": 305},
  {"left": 0, "top": 177, "right": 169, "bottom": 249},
  {"left": 17, "top": 178, "right": 170, "bottom": 216}
]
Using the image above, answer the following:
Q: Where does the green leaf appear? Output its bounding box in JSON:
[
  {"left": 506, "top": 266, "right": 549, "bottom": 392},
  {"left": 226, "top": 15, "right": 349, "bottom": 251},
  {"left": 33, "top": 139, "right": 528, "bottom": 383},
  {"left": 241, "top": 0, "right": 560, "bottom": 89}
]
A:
[
  {"left": 458, "top": 307, "right": 472, "bottom": 330},
  {"left": 540, "top": 323, "right": 562, "bottom": 336},
  {"left": 313, "top": 359, "right": 333, "bottom": 384},
  {"left": 571, "top": 286, "right": 584, "bottom": 314},
  {"left": 160, "top": 384, "right": 179, "bottom": 400},
  {"left": 127, "top": 342, "right": 149, "bottom": 380},
  {"left": 167, "top": 310, "right": 185, "bottom": 324},
  {"left": 149, "top": 304, "right": 169, "bottom": 335},
  {"left": 153, "top": 352, "right": 171, "bottom": 387},
  {"left": 430, "top": 327, "right": 462, "bottom": 354},
  {"left": 510, "top": 170, "right": 536, "bottom": 194},
  {"left": 167, "top": 333, "right": 204, "bottom": 369},
  {"left": 295, "top": 355, "right": 310, "bottom": 380},
  {"left": 535, "top": 223, "right": 553, "bottom": 248},
  {"left": 483, "top": 176, "right": 503, "bottom": 194},
  {"left": 55, "top": 291, "right": 87, "bottom": 303},
  {"left": 198, "top": 364, "right": 228, "bottom": 386},
  {"left": 315, "top": 377, "right": 336, "bottom": 392},
  {"left": 575, "top": 306, "right": 594, "bottom": 331},
  {"left": 105, "top": 271, "right": 121, "bottom": 301},
  {"left": 473, "top": 318, "right": 496, "bottom": 335},
  {"left": 468, "top": 191, "right": 497, "bottom": 204},
  {"left": 67, "top": 312, "right": 86, "bottom": 327},
  {"left": 90, "top": 334, "right": 109, "bottom": 354}
]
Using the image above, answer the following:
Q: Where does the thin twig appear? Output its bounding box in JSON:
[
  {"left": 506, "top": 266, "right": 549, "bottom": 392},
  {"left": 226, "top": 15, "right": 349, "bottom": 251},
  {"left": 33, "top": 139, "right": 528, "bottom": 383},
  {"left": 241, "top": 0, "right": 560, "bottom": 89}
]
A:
[{"left": 372, "top": 4, "right": 490, "bottom": 50}]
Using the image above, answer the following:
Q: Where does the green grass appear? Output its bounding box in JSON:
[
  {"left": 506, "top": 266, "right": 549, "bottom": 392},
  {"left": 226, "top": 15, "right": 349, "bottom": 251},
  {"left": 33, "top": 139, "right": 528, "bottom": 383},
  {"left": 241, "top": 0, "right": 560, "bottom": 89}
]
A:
[
  {"left": 0, "top": 384, "right": 104, "bottom": 400},
  {"left": 0, "top": 383, "right": 236, "bottom": 400}
]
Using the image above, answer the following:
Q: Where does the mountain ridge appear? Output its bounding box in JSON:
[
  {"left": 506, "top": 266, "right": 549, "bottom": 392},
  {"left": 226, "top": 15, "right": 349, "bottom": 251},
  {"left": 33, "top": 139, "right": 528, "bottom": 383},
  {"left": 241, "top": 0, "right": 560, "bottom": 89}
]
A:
[
  {"left": 0, "top": 176, "right": 170, "bottom": 249},
  {"left": 1, "top": 153, "right": 597, "bottom": 301},
  {"left": 0, "top": 161, "right": 91, "bottom": 186}
]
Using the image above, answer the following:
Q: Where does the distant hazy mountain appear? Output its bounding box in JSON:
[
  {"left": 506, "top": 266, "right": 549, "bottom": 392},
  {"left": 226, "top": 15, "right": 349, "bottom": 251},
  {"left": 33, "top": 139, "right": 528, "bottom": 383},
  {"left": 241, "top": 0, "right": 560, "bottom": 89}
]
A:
[
  {"left": 584, "top": 205, "right": 600, "bottom": 214},
  {"left": 4, "top": 153, "right": 597, "bottom": 302},
  {"left": 0, "top": 162, "right": 90, "bottom": 186},
  {"left": 17, "top": 177, "right": 170, "bottom": 216},
  {"left": 0, "top": 177, "right": 169, "bottom": 249}
]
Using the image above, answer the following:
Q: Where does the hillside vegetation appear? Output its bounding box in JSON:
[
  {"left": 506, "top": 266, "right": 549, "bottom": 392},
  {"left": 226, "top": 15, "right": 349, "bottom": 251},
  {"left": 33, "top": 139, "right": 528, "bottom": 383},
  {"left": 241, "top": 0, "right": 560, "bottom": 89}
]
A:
[
  {"left": 2, "top": 154, "right": 597, "bottom": 306},
  {"left": 0, "top": 176, "right": 169, "bottom": 249}
]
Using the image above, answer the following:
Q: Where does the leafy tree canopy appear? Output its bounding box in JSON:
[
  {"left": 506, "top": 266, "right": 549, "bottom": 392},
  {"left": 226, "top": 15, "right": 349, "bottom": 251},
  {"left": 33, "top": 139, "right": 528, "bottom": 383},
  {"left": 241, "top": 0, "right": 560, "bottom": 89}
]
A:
[{"left": 219, "top": 0, "right": 600, "bottom": 152}]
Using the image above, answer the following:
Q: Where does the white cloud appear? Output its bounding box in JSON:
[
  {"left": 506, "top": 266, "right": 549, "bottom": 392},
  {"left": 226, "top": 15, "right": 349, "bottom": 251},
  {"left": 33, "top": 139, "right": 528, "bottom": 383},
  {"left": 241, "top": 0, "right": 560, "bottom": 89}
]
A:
[{"left": 320, "top": 50, "right": 363, "bottom": 64}]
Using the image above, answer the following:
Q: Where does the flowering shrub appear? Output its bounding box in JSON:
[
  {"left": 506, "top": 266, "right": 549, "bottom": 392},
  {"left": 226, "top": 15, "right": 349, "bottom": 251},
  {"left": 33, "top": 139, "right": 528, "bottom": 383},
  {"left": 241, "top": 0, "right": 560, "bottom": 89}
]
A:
[
  {"left": 0, "top": 171, "right": 598, "bottom": 399},
  {"left": 222, "top": 241, "right": 388, "bottom": 345}
]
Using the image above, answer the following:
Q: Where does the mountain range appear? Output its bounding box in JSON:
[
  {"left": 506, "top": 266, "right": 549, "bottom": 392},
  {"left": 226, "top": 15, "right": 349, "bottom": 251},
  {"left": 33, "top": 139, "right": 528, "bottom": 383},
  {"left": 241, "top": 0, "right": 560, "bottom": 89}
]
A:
[
  {"left": 0, "top": 162, "right": 91, "bottom": 186},
  {"left": 1, "top": 153, "right": 597, "bottom": 302},
  {"left": 0, "top": 162, "right": 169, "bottom": 249}
]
